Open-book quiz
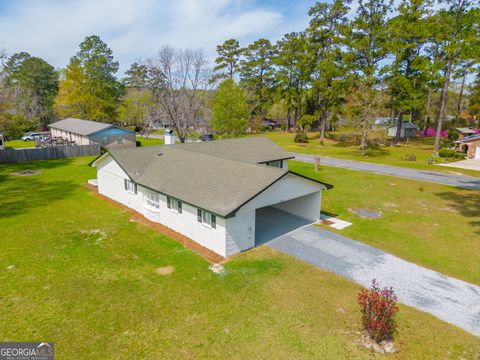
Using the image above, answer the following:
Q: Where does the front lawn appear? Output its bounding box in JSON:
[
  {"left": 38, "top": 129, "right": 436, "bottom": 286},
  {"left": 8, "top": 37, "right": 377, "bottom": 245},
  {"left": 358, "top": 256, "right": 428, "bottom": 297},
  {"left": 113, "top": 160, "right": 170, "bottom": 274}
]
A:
[
  {"left": 0, "top": 158, "right": 479, "bottom": 358},
  {"left": 290, "top": 160, "right": 480, "bottom": 285},
  {"left": 263, "top": 132, "right": 480, "bottom": 177},
  {"left": 4, "top": 139, "right": 36, "bottom": 149},
  {"left": 136, "top": 135, "right": 164, "bottom": 147}
]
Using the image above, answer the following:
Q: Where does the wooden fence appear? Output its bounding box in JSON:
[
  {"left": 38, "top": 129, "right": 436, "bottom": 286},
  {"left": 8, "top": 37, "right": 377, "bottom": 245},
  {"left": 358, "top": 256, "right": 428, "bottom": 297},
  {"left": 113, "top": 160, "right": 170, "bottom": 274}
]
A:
[{"left": 0, "top": 144, "right": 101, "bottom": 164}]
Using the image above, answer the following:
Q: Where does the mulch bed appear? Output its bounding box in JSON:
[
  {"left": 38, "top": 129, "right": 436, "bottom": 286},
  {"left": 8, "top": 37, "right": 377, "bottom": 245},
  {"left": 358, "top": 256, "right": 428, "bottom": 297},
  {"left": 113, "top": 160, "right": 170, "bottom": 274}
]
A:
[{"left": 83, "top": 183, "right": 225, "bottom": 264}]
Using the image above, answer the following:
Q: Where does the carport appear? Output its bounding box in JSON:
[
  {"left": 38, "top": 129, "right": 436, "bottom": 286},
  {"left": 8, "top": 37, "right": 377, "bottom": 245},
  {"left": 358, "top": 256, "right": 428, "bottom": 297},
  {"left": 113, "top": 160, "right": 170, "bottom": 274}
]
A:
[{"left": 254, "top": 193, "right": 320, "bottom": 246}]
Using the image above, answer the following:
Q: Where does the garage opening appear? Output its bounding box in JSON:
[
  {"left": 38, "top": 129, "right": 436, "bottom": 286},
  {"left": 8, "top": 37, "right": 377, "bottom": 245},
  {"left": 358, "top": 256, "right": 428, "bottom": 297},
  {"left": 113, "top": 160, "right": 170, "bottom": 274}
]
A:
[{"left": 255, "top": 192, "right": 320, "bottom": 246}]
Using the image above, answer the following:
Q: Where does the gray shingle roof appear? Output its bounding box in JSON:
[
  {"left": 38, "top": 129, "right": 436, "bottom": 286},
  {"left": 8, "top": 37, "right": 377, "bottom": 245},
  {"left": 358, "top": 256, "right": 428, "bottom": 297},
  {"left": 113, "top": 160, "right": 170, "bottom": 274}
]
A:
[
  {"left": 106, "top": 137, "right": 328, "bottom": 217},
  {"left": 49, "top": 118, "right": 117, "bottom": 136},
  {"left": 170, "top": 136, "right": 294, "bottom": 163}
]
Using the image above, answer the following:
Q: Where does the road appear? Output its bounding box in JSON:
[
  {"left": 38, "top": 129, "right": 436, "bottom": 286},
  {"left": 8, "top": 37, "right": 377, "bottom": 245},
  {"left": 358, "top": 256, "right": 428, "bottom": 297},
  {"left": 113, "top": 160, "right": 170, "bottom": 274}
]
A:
[
  {"left": 292, "top": 152, "right": 480, "bottom": 190},
  {"left": 268, "top": 225, "right": 480, "bottom": 337}
]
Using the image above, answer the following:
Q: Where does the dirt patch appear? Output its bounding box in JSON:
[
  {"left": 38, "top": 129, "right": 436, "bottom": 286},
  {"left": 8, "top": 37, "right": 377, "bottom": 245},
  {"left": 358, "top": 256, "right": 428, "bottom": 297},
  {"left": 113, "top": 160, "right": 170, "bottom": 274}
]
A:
[
  {"left": 11, "top": 170, "right": 41, "bottom": 176},
  {"left": 357, "top": 332, "right": 395, "bottom": 353},
  {"left": 349, "top": 208, "right": 383, "bottom": 219},
  {"left": 209, "top": 264, "right": 226, "bottom": 275},
  {"left": 322, "top": 219, "right": 334, "bottom": 225},
  {"left": 80, "top": 229, "right": 107, "bottom": 244},
  {"left": 156, "top": 266, "right": 174, "bottom": 275}
]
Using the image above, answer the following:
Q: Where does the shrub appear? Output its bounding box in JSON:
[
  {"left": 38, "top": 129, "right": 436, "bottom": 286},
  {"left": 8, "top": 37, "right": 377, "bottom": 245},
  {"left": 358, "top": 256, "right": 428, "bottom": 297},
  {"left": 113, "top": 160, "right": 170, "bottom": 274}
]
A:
[
  {"left": 280, "top": 123, "right": 286, "bottom": 131},
  {"left": 448, "top": 130, "right": 459, "bottom": 141},
  {"left": 358, "top": 279, "right": 399, "bottom": 343},
  {"left": 294, "top": 131, "right": 308, "bottom": 143},
  {"left": 136, "top": 140, "right": 142, "bottom": 147},
  {"left": 134, "top": 125, "right": 144, "bottom": 133},
  {"left": 438, "top": 149, "right": 465, "bottom": 159}
]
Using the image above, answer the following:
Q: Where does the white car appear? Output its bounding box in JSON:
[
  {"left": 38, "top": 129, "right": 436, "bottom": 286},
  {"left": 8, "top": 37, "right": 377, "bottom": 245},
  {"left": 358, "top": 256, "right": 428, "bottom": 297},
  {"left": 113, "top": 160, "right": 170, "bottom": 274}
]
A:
[{"left": 22, "top": 132, "right": 39, "bottom": 141}]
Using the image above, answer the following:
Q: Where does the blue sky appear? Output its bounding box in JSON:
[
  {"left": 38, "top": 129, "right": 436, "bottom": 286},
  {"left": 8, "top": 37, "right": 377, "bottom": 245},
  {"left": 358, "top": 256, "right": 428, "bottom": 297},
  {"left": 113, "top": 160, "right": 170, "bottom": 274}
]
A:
[{"left": 0, "top": 0, "right": 316, "bottom": 74}]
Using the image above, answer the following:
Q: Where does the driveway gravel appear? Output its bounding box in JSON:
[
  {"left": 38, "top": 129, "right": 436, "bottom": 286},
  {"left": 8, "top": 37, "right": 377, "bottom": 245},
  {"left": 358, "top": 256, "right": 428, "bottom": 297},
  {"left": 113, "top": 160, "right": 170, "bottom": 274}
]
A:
[
  {"left": 292, "top": 153, "right": 480, "bottom": 190},
  {"left": 268, "top": 225, "right": 480, "bottom": 336}
]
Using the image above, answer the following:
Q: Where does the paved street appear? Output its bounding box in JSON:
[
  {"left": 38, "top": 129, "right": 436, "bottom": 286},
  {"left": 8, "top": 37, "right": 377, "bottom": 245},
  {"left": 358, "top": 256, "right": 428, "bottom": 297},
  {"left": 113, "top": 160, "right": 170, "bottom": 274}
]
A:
[
  {"left": 268, "top": 225, "right": 480, "bottom": 336},
  {"left": 292, "top": 152, "right": 480, "bottom": 190}
]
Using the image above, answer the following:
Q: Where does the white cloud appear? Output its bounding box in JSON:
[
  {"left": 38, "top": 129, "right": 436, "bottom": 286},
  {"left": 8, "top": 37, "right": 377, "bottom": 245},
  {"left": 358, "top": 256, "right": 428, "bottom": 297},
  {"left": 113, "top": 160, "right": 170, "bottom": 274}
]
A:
[{"left": 0, "top": 0, "right": 308, "bottom": 74}]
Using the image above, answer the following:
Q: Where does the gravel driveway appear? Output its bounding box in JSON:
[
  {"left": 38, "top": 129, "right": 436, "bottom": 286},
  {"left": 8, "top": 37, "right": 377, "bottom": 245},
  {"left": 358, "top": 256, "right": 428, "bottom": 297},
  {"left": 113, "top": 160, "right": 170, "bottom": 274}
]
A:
[
  {"left": 268, "top": 225, "right": 480, "bottom": 336},
  {"left": 292, "top": 153, "right": 480, "bottom": 190}
]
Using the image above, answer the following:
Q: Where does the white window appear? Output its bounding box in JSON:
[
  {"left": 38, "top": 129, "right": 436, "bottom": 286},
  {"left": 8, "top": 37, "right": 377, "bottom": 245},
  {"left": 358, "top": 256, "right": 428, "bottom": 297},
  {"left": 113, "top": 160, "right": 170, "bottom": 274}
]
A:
[
  {"left": 197, "top": 209, "right": 216, "bottom": 228},
  {"left": 266, "top": 160, "right": 282, "bottom": 168},
  {"left": 144, "top": 189, "right": 160, "bottom": 209},
  {"left": 124, "top": 179, "right": 137, "bottom": 194},
  {"left": 167, "top": 196, "right": 182, "bottom": 214}
]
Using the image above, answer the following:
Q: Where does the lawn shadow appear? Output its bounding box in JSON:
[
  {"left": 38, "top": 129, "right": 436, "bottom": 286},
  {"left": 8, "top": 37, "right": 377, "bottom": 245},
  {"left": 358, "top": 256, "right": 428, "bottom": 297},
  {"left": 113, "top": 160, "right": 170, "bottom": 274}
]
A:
[
  {"left": 0, "top": 175, "right": 77, "bottom": 218},
  {"left": 435, "top": 190, "right": 480, "bottom": 234}
]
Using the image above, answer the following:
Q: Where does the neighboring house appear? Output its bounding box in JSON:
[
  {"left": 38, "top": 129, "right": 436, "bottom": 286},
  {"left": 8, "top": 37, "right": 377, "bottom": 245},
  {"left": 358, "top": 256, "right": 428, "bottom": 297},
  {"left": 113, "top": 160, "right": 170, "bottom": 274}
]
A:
[
  {"left": 456, "top": 127, "right": 476, "bottom": 140},
  {"left": 0, "top": 132, "right": 4, "bottom": 150},
  {"left": 92, "top": 137, "right": 332, "bottom": 257},
  {"left": 49, "top": 118, "right": 136, "bottom": 148},
  {"left": 387, "top": 122, "right": 419, "bottom": 138},
  {"left": 372, "top": 117, "right": 392, "bottom": 132},
  {"left": 456, "top": 134, "right": 480, "bottom": 159}
]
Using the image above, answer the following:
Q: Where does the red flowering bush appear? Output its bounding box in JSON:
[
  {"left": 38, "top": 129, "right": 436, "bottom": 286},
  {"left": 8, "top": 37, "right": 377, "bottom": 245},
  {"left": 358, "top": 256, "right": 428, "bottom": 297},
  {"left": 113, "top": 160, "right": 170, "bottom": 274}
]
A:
[{"left": 358, "top": 279, "right": 399, "bottom": 343}]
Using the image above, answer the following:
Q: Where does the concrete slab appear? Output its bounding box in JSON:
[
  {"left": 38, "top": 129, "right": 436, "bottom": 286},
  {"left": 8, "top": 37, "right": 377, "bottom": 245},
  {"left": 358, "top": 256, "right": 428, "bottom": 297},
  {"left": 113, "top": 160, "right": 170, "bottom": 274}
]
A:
[
  {"left": 255, "top": 207, "right": 312, "bottom": 246},
  {"left": 438, "top": 159, "right": 480, "bottom": 171}
]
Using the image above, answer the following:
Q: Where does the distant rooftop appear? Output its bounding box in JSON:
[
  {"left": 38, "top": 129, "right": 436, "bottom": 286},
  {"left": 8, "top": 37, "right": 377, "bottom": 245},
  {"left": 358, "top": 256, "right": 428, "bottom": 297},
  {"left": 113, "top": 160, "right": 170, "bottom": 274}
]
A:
[{"left": 49, "top": 118, "right": 131, "bottom": 136}]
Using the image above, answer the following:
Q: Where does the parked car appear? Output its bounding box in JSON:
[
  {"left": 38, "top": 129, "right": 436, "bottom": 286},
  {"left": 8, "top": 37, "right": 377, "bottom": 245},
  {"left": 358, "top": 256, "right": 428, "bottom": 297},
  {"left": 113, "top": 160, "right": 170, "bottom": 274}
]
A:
[
  {"left": 200, "top": 134, "right": 214, "bottom": 141},
  {"left": 22, "top": 132, "right": 40, "bottom": 141}
]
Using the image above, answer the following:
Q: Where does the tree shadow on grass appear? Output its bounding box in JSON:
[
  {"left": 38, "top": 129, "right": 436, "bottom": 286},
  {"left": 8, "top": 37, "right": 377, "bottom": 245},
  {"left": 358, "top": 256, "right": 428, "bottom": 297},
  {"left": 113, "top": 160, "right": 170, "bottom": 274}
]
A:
[
  {"left": 0, "top": 176, "right": 77, "bottom": 218},
  {"left": 435, "top": 190, "right": 480, "bottom": 234}
]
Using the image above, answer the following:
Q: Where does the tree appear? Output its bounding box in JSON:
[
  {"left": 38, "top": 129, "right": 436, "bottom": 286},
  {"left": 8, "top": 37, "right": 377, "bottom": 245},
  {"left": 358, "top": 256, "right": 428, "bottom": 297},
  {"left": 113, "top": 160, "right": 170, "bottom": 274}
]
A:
[
  {"left": 210, "top": 79, "right": 249, "bottom": 136},
  {"left": 468, "top": 73, "right": 480, "bottom": 123},
  {"left": 273, "top": 32, "right": 311, "bottom": 131},
  {"left": 348, "top": 0, "right": 393, "bottom": 154},
  {"left": 146, "top": 46, "right": 212, "bottom": 143},
  {"left": 433, "top": 0, "right": 479, "bottom": 153},
  {"left": 54, "top": 35, "right": 122, "bottom": 122},
  {"left": 124, "top": 62, "right": 149, "bottom": 89},
  {"left": 3, "top": 52, "right": 58, "bottom": 127},
  {"left": 307, "top": 0, "right": 352, "bottom": 141},
  {"left": 386, "top": 0, "right": 432, "bottom": 143},
  {"left": 214, "top": 39, "right": 241, "bottom": 80},
  {"left": 118, "top": 89, "right": 154, "bottom": 127},
  {"left": 238, "top": 39, "right": 275, "bottom": 120}
]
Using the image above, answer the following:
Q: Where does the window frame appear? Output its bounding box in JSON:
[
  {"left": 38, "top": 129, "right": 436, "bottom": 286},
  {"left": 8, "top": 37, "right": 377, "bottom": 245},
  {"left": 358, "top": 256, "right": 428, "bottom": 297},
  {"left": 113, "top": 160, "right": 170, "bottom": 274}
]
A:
[
  {"left": 197, "top": 208, "right": 216, "bottom": 229},
  {"left": 124, "top": 179, "right": 137, "bottom": 194},
  {"left": 143, "top": 189, "right": 160, "bottom": 210},
  {"left": 167, "top": 196, "right": 182, "bottom": 214}
]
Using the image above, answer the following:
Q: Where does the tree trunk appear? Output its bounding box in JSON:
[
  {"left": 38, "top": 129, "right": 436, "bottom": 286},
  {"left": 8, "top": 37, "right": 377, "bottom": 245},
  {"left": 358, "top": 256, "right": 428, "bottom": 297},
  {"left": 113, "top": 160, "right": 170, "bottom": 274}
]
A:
[
  {"left": 395, "top": 111, "right": 404, "bottom": 144},
  {"left": 434, "top": 59, "right": 453, "bottom": 153},
  {"left": 456, "top": 65, "right": 467, "bottom": 123},
  {"left": 320, "top": 112, "right": 327, "bottom": 142},
  {"left": 285, "top": 108, "right": 291, "bottom": 132},
  {"left": 361, "top": 118, "right": 367, "bottom": 156},
  {"left": 423, "top": 88, "right": 432, "bottom": 132}
]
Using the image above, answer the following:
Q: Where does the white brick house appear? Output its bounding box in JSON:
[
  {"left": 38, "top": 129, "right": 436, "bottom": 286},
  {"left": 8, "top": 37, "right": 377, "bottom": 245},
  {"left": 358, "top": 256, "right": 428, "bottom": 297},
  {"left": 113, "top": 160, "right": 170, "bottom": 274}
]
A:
[{"left": 93, "top": 137, "right": 332, "bottom": 257}]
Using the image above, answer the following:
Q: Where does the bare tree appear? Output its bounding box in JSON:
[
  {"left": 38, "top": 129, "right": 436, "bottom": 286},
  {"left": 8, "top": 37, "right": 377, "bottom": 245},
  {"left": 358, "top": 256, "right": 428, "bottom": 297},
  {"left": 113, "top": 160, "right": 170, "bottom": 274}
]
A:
[{"left": 146, "top": 46, "right": 212, "bottom": 143}]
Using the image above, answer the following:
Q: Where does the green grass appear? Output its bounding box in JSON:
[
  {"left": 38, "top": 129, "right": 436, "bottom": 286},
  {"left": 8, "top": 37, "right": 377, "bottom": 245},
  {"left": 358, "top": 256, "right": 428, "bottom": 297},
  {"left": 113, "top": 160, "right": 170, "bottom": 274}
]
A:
[
  {"left": 290, "top": 160, "right": 480, "bottom": 285},
  {"left": 4, "top": 139, "right": 37, "bottom": 149},
  {"left": 136, "top": 135, "right": 163, "bottom": 147},
  {"left": 0, "top": 158, "right": 479, "bottom": 358},
  {"left": 263, "top": 131, "right": 480, "bottom": 177}
]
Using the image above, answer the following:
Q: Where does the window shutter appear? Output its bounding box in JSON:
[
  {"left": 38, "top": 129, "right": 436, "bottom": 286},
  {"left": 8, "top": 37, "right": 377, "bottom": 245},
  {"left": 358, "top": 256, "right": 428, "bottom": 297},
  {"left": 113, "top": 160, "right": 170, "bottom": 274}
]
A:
[
  {"left": 134, "top": 183, "right": 137, "bottom": 194},
  {"left": 167, "top": 196, "right": 171, "bottom": 209},
  {"left": 178, "top": 201, "right": 182, "bottom": 214},
  {"left": 211, "top": 214, "right": 216, "bottom": 229},
  {"left": 197, "top": 209, "right": 202, "bottom": 222},
  {"left": 124, "top": 179, "right": 128, "bottom": 190}
]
